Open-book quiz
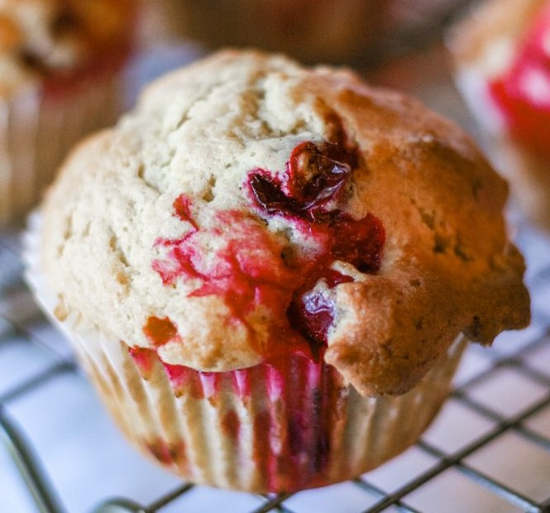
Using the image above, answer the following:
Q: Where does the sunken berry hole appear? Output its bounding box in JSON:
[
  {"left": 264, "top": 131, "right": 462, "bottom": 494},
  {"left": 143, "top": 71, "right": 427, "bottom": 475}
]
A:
[{"left": 248, "top": 139, "right": 385, "bottom": 350}]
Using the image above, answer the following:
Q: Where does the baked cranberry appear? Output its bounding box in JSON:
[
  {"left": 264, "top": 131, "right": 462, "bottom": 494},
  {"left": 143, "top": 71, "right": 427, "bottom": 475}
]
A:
[
  {"left": 248, "top": 141, "right": 355, "bottom": 221},
  {"left": 288, "top": 270, "right": 353, "bottom": 349},
  {"left": 330, "top": 212, "right": 385, "bottom": 273}
]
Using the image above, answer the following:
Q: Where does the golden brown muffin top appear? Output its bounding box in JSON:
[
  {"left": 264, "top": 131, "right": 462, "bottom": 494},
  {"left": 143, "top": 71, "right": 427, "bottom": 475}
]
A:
[{"left": 40, "top": 51, "right": 530, "bottom": 396}]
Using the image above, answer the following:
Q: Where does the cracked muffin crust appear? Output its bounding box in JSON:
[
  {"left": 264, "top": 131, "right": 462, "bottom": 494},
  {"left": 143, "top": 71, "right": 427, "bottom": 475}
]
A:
[{"left": 40, "top": 50, "right": 530, "bottom": 397}]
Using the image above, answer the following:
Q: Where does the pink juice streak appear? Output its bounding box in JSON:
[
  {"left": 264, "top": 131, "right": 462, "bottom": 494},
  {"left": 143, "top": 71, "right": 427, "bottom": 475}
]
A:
[
  {"left": 152, "top": 206, "right": 305, "bottom": 357},
  {"left": 152, "top": 137, "right": 384, "bottom": 352},
  {"left": 129, "top": 346, "right": 346, "bottom": 491}
]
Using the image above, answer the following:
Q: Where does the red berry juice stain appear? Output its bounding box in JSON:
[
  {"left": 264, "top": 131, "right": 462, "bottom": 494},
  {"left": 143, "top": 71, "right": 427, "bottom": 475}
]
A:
[
  {"left": 145, "top": 439, "right": 173, "bottom": 465},
  {"left": 128, "top": 346, "right": 156, "bottom": 378},
  {"left": 151, "top": 133, "right": 384, "bottom": 353},
  {"left": 128, "top": 346, "right": 347, "bottom": 491},
  {"left": 247, "top": 138, "right": 384, "bottom": 348},
  {"left": 144, "top": 438, "right": 186, "bottom": 468}
]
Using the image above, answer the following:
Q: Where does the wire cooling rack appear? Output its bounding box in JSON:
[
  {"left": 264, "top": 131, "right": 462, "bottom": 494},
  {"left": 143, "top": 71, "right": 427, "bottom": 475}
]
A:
[
  {"left": 2, "top": 1, "right": 550, "bottom": 511},
  {"left": 2, "top": 220, "right": 550, "bottom": 513}
]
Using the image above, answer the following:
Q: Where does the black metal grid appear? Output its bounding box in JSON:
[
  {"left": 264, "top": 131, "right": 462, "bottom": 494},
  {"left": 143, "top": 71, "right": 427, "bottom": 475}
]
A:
[
  {"left": 2, "top": 2, "right": 549, "bottom": 511},
  {"left": 2, "top": 225, "right": 550, "bottom": 513}
]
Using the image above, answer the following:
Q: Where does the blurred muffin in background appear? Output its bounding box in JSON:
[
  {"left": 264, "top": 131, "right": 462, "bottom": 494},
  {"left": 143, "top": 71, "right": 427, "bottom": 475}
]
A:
[
  {"left": 138, "top": 0, "right": 180, "bottom": 46},
  {"left": 146, "top": 0, "right": 383, "bottom": 63},
  {"left": 0, "top": 0, "right": 136, "bottom": 225},
  {"left": 449, "top": 0, "right": 550, "bottom": 230},
  {"left": 387, "top": 0, "right": 460, "bottom": 34},
  {"left": 140, "top": 0, "right": 470, "bottom": 63}
]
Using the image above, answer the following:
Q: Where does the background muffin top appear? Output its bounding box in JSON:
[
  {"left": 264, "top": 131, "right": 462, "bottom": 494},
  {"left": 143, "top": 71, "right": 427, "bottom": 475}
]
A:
[
  {"left": 0, "top": 0, "right": 134, "bottom": 96},
  {"left": 40, "top": 50, "right": 530, "bottom": 396},
  {"left": 449, "top": 0, "right": 546, "bottom": 69}
]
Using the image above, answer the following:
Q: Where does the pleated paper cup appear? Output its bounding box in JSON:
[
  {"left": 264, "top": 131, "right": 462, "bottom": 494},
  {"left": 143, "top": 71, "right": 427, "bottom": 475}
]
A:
[
  {"left": 24, "top": 214, "right": 468, "bottom": 493},
  {"left": 0, "top": 64, "right": 127, "bottom": 226}
]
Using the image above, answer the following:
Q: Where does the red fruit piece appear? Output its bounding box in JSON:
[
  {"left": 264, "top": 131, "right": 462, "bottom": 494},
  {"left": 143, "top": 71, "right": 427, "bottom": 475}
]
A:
[
  {"left": 288, "top": 270, "right": 354, "bottom": 349},
  {"left": 248, "top": 141, "right": 355, "bottom": 221}
]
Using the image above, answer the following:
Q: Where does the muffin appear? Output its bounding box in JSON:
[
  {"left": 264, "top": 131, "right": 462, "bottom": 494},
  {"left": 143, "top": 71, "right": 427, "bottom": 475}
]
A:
[
  {"left": 0, "top": 0, "right": 136, "bottom": 225},
  {"left": 449, "top": 0, "right": 550, "bottom": 229},
  {"left": 25, "top": 51, "right": 530, "bottom": 492},
  {"left": 152, "top": 0, "right": 383, "bottom": 63}
]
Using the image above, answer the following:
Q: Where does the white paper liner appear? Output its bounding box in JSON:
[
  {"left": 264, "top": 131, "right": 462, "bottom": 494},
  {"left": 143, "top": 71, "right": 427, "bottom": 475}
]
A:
[
  {"left": 0, "top": 68, "right": 125, "bottom": 226},
  {"left": 23, "top": 213, "right": 468, "bottom": 492}
]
